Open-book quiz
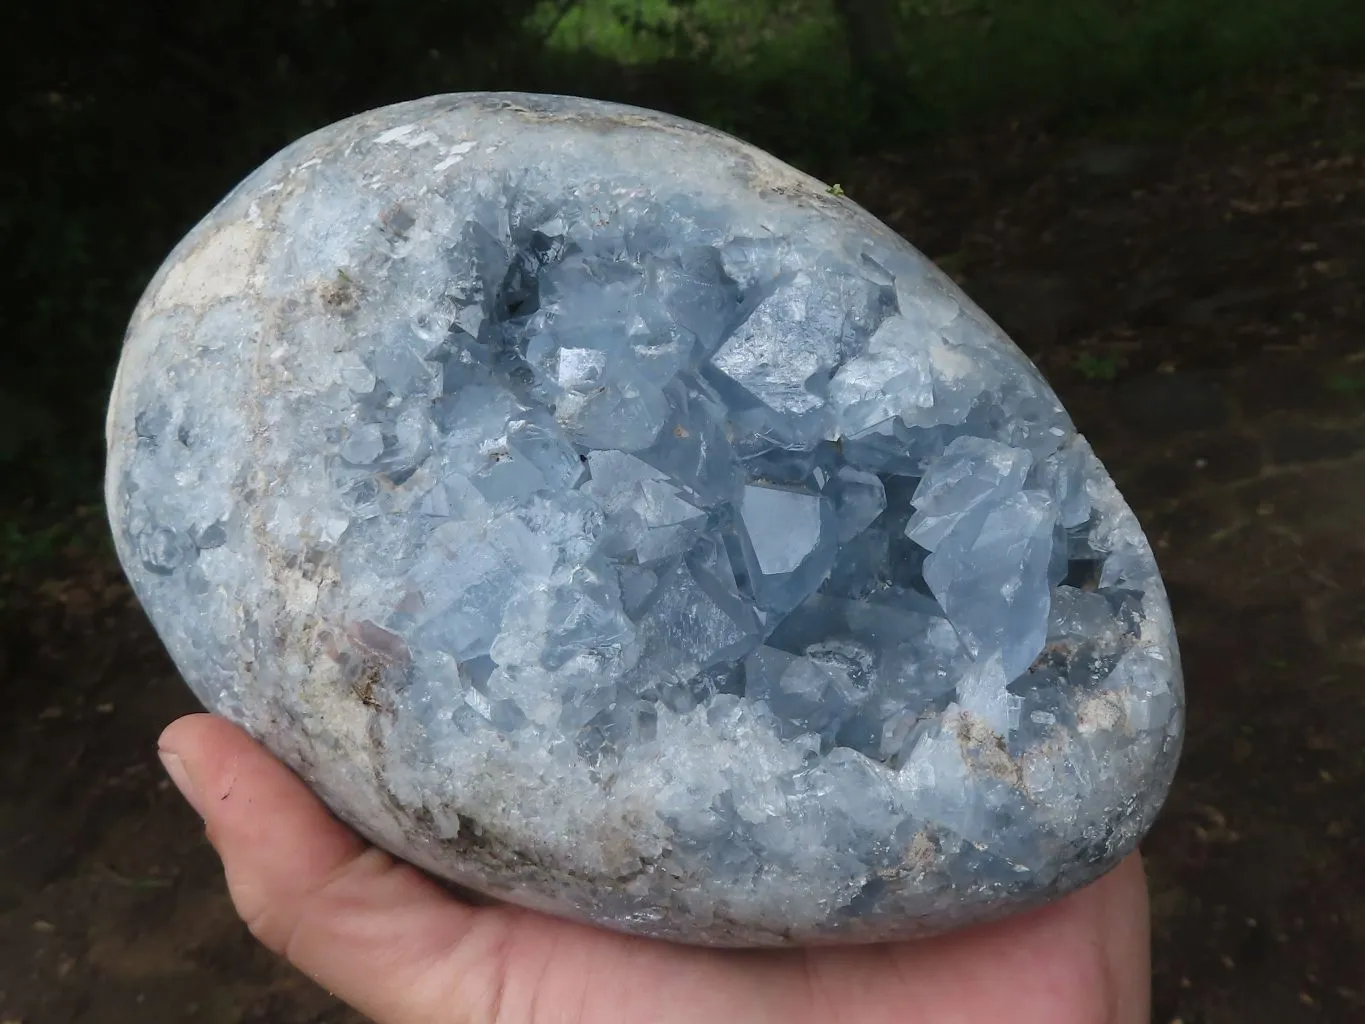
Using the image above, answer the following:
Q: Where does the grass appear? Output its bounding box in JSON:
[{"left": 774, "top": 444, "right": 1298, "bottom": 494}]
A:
[
  {"left": 0, "top": 507, "right": 112, "bottom": 575},
  {"left": 1326, "top": 373, "right": 1365, "bottom": 395},
  {"left": 0, "top": 505, "right": 114, "bottom": 613},
  {"left": 1075, "top": 353, "right": 1122, "bottom": 383},
  {"left": 529, "top": 0, "right": 1365, "bottom": 152}
]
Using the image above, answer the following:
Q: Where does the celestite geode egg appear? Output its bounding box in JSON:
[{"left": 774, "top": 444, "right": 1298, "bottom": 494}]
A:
[{"left": 106, "top": 94, "right": 1183, "bottom": 946}]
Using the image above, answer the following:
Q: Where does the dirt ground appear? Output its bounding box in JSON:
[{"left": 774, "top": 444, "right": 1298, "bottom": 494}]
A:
[{"left": 2, "top": 72, "right": 1363, "bottom": 1024}]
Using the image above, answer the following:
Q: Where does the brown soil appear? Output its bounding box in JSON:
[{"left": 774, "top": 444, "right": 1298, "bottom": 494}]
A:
[{"left": 3, "top": 71, "right": 1364, "bottom": 1024}]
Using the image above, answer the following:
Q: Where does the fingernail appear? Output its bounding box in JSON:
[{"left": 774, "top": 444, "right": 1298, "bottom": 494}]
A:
[{"left": 158, "top": 750, "right": 205, "bottom": 818}]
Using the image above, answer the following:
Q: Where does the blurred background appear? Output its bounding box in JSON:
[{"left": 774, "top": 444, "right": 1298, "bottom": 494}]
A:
[{"left": 2, "top": 1, "right": 1363, "bottom": 1021}]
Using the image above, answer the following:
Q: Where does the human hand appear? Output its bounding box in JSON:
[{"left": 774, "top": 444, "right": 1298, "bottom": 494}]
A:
[{"left": 157, "top": 713, "right": 1151, "bottom": 1024}]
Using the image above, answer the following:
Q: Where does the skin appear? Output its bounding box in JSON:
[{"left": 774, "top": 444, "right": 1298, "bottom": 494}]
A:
[{"left": 158, "top": 712, "right": 1152, "bottom": 1024}]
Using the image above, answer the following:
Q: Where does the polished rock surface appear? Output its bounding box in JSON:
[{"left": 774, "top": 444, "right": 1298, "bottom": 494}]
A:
[{"left": 105, "top": 93, "right": 1183, "bottom": 945}]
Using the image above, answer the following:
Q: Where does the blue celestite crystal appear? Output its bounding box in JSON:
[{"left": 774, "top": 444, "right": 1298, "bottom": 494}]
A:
[{"left": 105, "top": 94, "right": 1184, "bottom": 946}]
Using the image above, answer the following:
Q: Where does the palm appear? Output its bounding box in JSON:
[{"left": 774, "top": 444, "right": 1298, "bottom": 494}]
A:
[{"left": 159, "top": 714, "right": 1150, "bottom": 1024}]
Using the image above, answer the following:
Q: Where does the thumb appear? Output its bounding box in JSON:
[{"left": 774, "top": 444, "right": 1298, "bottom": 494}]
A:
[{"left": 157, "top": 713, "right": 512, "bottom": 1024}]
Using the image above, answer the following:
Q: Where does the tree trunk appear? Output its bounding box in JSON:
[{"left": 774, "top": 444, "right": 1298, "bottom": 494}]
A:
[{"left": 830, "top": 0, "right": 909, "bottom": 129}]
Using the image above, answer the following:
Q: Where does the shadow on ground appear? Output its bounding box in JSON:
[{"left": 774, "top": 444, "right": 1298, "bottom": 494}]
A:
[{"left": 2, "top": 71, "right": 1364, "bottom": 1024}]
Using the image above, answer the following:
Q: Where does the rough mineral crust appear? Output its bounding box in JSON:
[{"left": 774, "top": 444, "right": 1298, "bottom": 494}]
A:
[{"left": 105, "top": 93, "right": 1184, "bottom": 946}]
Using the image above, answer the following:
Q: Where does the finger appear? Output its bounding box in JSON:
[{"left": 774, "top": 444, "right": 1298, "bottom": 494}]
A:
[
  {"left": 494, "top": 856, "right": 1153, "bottom": 1024},
  {"left": 158, "top": 713, "right": 512, "bottom": 1024},
  {"left": 1092, "top": 852, "right": 1152, "bottom": 1024},
  {"left": 794, "top": 852, "right": 1151, "bottom": 1024}
]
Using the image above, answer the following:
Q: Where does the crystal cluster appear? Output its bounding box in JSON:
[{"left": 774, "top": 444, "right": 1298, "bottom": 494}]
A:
[{"left": 105, "top": 94, "right": 1183, "bottom": 945}]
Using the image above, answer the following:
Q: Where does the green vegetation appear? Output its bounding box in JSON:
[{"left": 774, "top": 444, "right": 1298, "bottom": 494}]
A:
[
  {"left": 529, "top": 0, "right": 1365, "bottom": 154},
  {"left": 1327, "top": 372, "right": 1365, "bottom": 395},
  {"left": 1076, "top": 353, "right": 1121, "bottom": 383},
  {"left": 0, "top": 505, "right": 111, "bottom": 578},
  {"left": 4, "top": 0, "right": 1365, "bottom": 550}
]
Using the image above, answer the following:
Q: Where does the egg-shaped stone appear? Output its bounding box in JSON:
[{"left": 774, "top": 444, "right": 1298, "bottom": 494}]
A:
[{"left": 106, "top": 93, "right": 1183, "bottom": 946}]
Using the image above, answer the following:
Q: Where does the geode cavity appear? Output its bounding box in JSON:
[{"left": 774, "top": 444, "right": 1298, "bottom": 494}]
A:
[{"left": 106, "top": 93, "right": 1183, "bottom": 946}]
